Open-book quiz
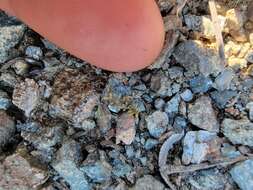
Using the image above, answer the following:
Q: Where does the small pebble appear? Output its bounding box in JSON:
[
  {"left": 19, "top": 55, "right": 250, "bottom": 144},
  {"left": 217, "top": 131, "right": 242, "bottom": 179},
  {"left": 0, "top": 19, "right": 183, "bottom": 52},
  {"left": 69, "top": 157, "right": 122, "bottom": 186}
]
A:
[
  {"left": 144, "top": 139, "right": 159, "bottom": 150},
  {"left": 180, "top": 89, "right": 193, "bottom": 102},
  {"left": 154, "top": 98, "right": 165, "bottom": 110},
  {"left": 189, "top": 75, "right": 213, "bottom": 93},
  {"left": 0, "top": 90, "right": 11, "bottom": 110},
  {"left": 146, "top": 111, "right": 169, "bottom": 138},
  {"left": 230, "top": 159, "right": 253, "bottom": 190},
  {"left": 25, "top": 45, "right": 43, "bottom": 60}
]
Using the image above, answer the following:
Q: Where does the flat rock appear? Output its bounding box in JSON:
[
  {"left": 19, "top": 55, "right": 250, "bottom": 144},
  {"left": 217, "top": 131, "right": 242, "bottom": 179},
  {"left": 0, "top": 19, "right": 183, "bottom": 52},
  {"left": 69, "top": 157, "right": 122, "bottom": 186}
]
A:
[
  {"left": 81, "top": 161, "right": 112, "bottom": 183},
  {"left": 182, "top": 130, "right": 221, "bottom": 164},
  {"left": 173, "top": 40, "right": 223, "bottom": 77},
  {"left": 146, "top": 111, "right": 169, "bottom": 138},
  {"left": 116, "top": 112, "right": 136, "bottom": 145},
  {"left": 0, "top": 12, "right": 26, "bottom": 63},
  {"left": 188, "top": 169, "right": 227, "bottom": 190},
  {"left": 188, "top": 96, "right": 219, "bottom": 132},
  {"left": 222, "top": 118, "right": 253, "bottom": 146},
  {"left": 230, "top": 159, "right": 253, "bottom": 190},
  {"left": 130, "top": 175, "right": 165, "bottom": 190},
  {"left": 0, "top": 152, "right": 48, "bottom": 189}
]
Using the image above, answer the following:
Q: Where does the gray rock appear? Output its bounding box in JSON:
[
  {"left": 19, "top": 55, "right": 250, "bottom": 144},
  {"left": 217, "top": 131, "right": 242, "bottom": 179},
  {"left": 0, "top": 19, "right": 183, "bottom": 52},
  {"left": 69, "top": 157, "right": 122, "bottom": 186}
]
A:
[
  {"left": 230, "top": 159, "right": 253, "bottom": 190},
  {"left": 150, "top": 73, "right": 173, "bottom": 98},
  {"left": 81, "top": 161, "right": 112, "bottom": 183},
  {"left": 188, "top": 96, "right": 219, "bottom": 132},
  {"left": 21, "top": 123, "right": 64, "bottom": 163},
  {"left": 154, "top": 98, "right": 165, "bottom": 110},
  {"left": 53, "top": 160, "right": 90, "bottom": 190},
  {"left": 182, "top": 130, "right": 221, "bottom": 164},
  {"left": 0, "top": 90, "right": 11, "bottom": 110},
  {"left": 222, "top": 118, "right": 253, "bottom": 146},
  {"left": 210, "top": 90, "right": 237, "bottom": 108},
  {"left": 180, "top": 89, "right": 193, "bottom": 102},
  {"left": 52, "top": 140, "right": 90, "bottom": 190},
  {"left": 214, "top": 69, "right": 235, "bottom": 91},
  {"left": 103, "top": 78, "right": 132, "bottom": 113},
  {"left": 188, "top": 169, "right": 227, "bottom": 190},
  {"left": 246, "top": 51, "right": 253, "bottom": 63},
  {"left": 57, "top": 140, "right": 82, "bottom": 164},
  {"left": 144, "top": 139, "right": 159, "bottom": 150},
  {"left": 184, "top": 15, "right": 226, "bottom": 40},
  {"left": 168, "top": 66, "right": 184, "bottom": 80},
  {"left": 130, "top": 175, "right": 165, "bottom": 190},
  {"left": 112, "top": 160, "right": 132, "bottom": 177},
  {"left": 0, "top": 72, "right": 18, "bottom": 89},
  {"left": 221, "top": 143, "right": 241, "bottom": 159},
  {"left": 173, "top": 40, "right": 223, "bottom": 77},
  {"left": 246, "top": 102, "right": 253, "bottom": 121},
  {"left": 189, "top": 75, "right": 213, "bottom": 93},
  {"left": 146, "top": 111, "right": 169, "bottom": 138},
  {"left": 0, "top": 152, "right": 48, "bottom": 189},
  {"left": 173, "top": 116, "right": 187, "bottom": 130},
  {"left": 25, "top": 46, "right": 43, "bottom": 60},
  {"left": 164, "top": 94, "right": 180, "bottom": 117},
  {"left": 0, "top": 13, "right": 26, "bottom": 63},
  {"left": 0, "top": 111, "right": 15, "bottom": 152}
]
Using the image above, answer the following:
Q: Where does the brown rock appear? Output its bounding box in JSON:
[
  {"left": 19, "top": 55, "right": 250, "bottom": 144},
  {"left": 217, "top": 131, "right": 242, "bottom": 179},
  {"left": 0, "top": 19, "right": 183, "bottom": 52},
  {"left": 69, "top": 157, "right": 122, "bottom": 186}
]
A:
[
  {"left": 116, "top": 112, "right": 136, "bottom": 145},
  {"left": 12, "top": 79, "right": 41, "bottom": 117},
  {"left": 0, "top": 153, "right": 48, "bottom": 189}
]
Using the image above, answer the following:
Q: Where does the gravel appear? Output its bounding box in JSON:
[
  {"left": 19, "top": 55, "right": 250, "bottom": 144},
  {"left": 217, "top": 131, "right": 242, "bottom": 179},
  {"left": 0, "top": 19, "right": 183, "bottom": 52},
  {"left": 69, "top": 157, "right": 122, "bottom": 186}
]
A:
[
  {"left": 222, "top": 118, "right": 253, "bottom": 146},
  {"left": 146, "top": 111, "right": 170, "bottom": 138},
  {"left": 188, "top": 96, "right": 219, "bottom": 132}
]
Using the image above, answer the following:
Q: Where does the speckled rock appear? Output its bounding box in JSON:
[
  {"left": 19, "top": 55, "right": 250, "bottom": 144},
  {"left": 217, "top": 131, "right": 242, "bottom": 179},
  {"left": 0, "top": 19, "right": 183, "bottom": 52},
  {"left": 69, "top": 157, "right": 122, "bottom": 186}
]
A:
[
  {"left": 225, "top": 9, "right": 247, "bottom": 42},
  {"left": 173, "top": 40, "right": 223, "bottom": 77},
  {"left": 150, "top": 72, "right": 173, "bottom": 98},
  {"left": 144, "top": 139, "right": 159, "bottom": 150},
  {"left": 222, "top": 118, "right": 253, "bottom": 146},
  {"left": 81, "top": 161, "right": 112, "bottom": 183},
  {"left": 21, "top": 123, "right": 64, "bottom": 163},
  {"left": 102, "top": 77, "right": 132, "bottom": 113},
  {"left": 146, "top": 111, "right": 170, "bottom": 138},
  {"left": 25, "top": 45, "right": 43, "bottom": 60},
  {"left": 52, "top": 140, "right": 90, "bottom": 190},
  {"left": 116, "top": 112, "right": 136, "bottom": 145},
  {"left": 12, "top": 79, "right": 41, "bottom": 117},
  {"left": 180, "top": 89, "right": 193, "bottom": 102},
  {"left": 182, "top": 130, "right": 221, "bottom": 164},
  {"left": 0, "top": 13, "right": 26, "bottom": 63},
  {"left": 188, "top": 96, "right": 219, "bottom": 132},
  {"left": 184, "top": 14, "right": 226, "bottom": 40},
  {"left": 50, "top": 68, "right": 101, "bottom": 130},
  {"left": 130, "top": 175, "right": 165, "bottom": 190},
  {"left": 230, "top": 159, "right": 253, "bottom": 190},
  {"left": 164, "top": 94, "right": 180, "bottom": 118},
  {"left": 0, "top": 110, "right": 15, "bottom": 152},
  {"left": 210, "top": 90, "right": 237, "bottom": 108},
  {"left": 188, "top": 169, "right": 227, "bottom": 190},
  {"left": 0, "top": 152, "right": 48, "bottom": 189}
]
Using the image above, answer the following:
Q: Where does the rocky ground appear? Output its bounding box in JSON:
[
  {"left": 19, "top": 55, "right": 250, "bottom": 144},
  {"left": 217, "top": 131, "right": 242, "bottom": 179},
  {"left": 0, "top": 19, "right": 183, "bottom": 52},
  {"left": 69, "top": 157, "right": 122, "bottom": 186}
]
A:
[{"left": 1, "top": 0, "right": 253, "bottom": 190}]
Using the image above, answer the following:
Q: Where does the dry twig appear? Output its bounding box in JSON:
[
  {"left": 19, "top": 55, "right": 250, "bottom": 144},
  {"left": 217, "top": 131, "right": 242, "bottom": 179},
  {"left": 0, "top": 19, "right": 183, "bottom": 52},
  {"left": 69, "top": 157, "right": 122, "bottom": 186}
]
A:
[{"left": 209, "top": 0, "right": 227, "bottom": 65}]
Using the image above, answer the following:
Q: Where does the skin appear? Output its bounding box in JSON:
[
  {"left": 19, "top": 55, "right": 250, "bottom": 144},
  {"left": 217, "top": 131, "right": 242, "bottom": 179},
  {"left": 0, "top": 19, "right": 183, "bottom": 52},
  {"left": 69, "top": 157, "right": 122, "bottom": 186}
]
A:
[{"left": 0, "top": 0, "right": 165, "bottom": 72}]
